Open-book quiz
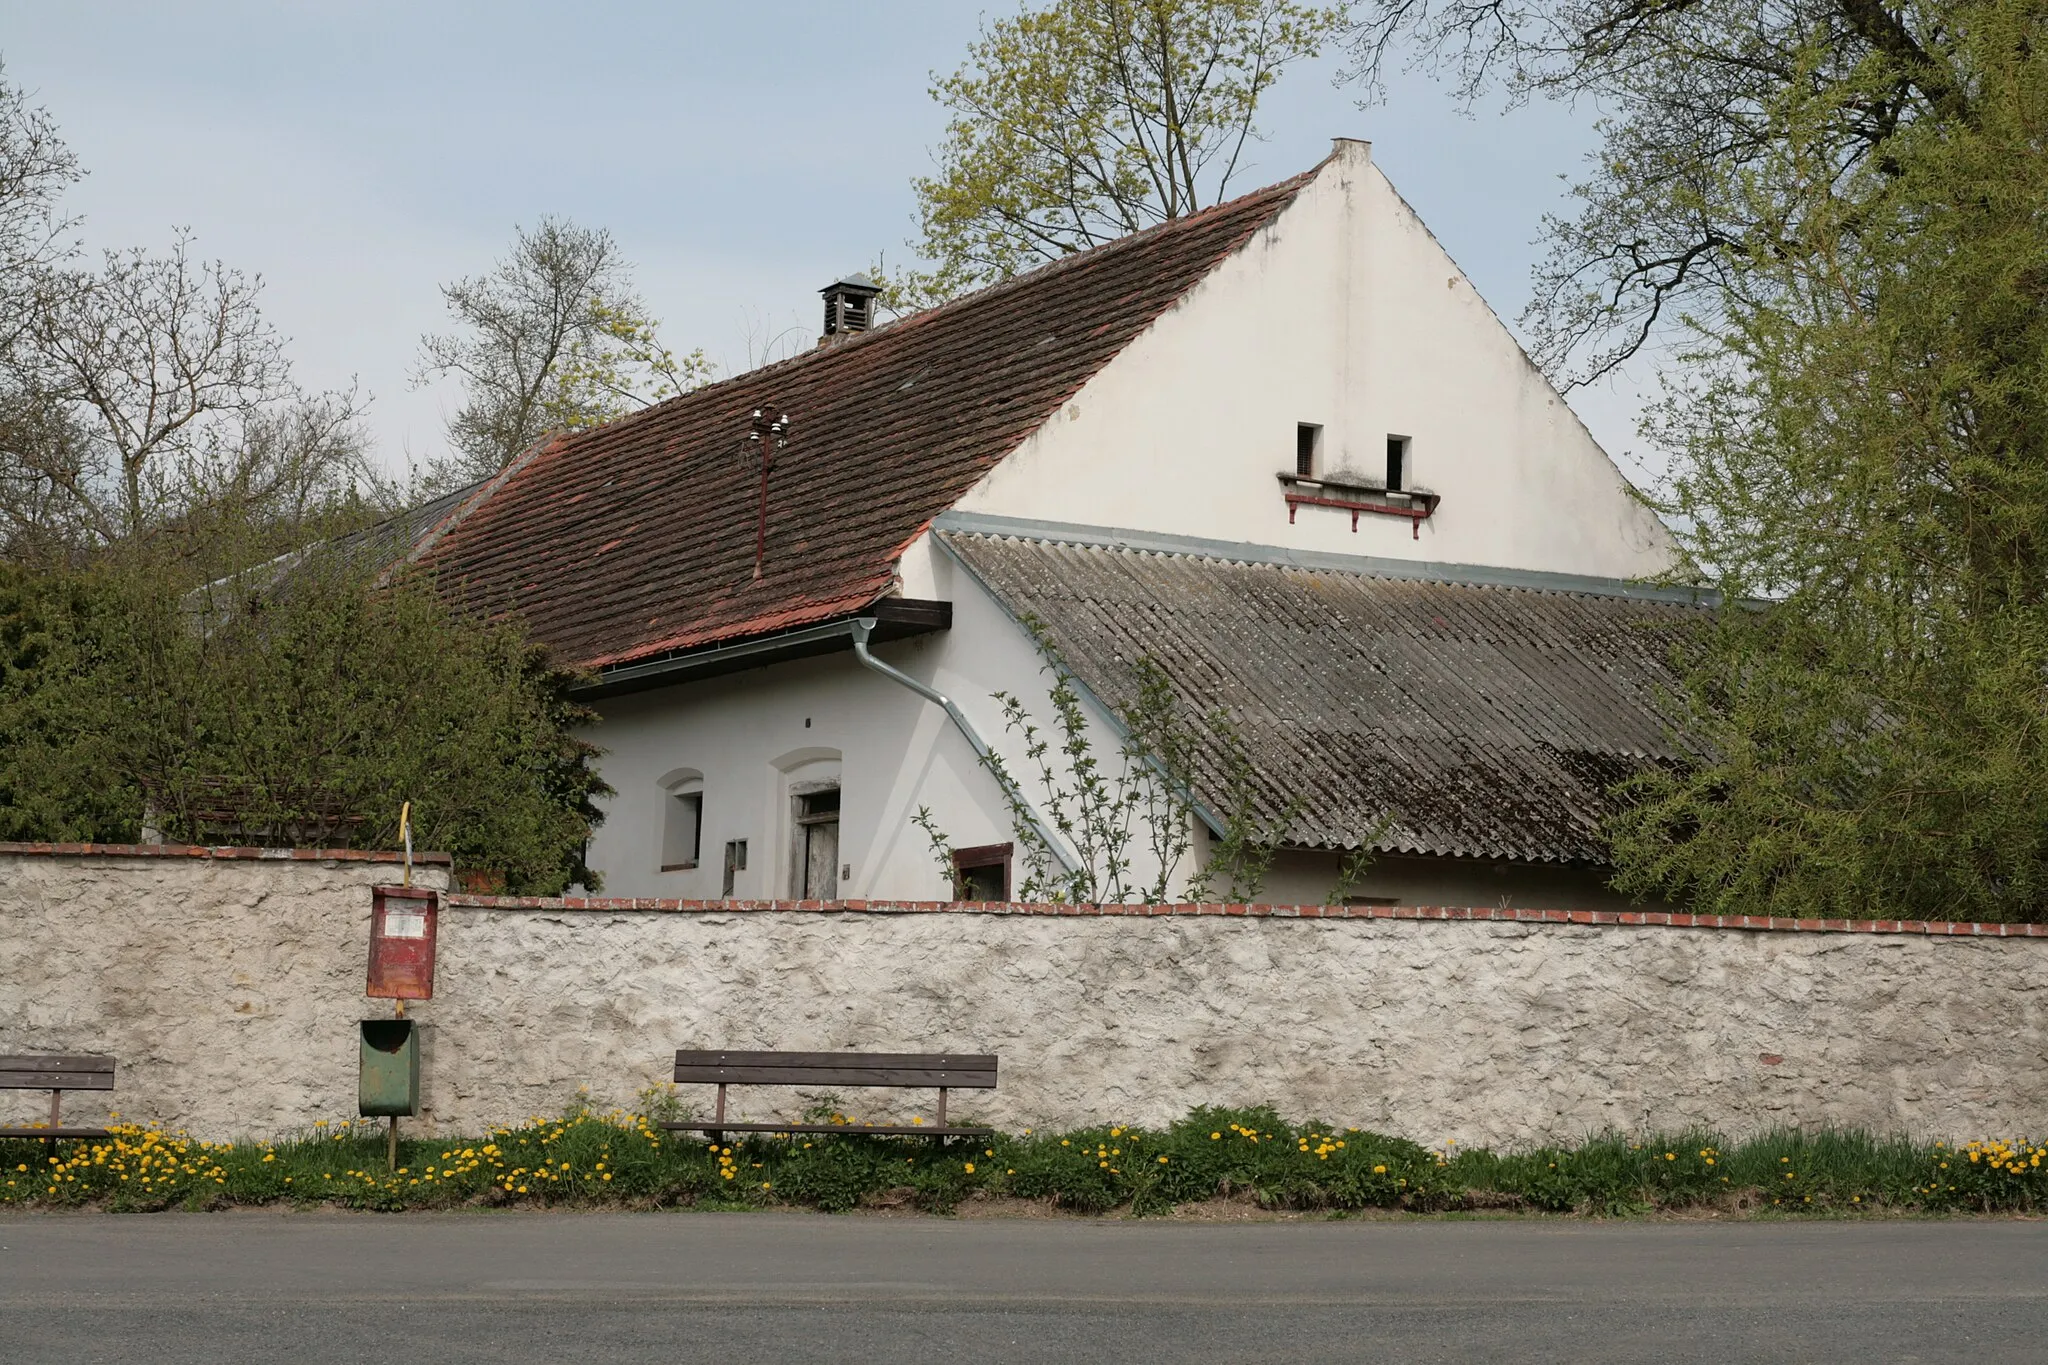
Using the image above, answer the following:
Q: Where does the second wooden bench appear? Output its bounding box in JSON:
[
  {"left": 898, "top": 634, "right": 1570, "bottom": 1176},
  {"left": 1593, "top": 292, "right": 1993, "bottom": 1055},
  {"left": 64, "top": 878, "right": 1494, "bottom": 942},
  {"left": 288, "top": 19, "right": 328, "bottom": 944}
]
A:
[{"left": 663, "top": 1049, "right": 997, "bottom": 1144}]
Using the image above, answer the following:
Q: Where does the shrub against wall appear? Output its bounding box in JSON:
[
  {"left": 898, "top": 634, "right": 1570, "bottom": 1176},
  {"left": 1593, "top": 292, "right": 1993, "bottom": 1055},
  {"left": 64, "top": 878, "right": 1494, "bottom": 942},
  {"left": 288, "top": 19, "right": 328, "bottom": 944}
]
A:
[{"left": 0, "top": 551, "right": 608, "bottom": 892}]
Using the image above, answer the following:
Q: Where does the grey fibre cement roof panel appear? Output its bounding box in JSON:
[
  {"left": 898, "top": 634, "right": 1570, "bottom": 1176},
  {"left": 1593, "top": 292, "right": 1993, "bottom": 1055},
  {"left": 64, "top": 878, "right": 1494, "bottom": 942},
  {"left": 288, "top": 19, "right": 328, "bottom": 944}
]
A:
[{"left": 940, "top": 532, "right": 1708, "bottom": 864}]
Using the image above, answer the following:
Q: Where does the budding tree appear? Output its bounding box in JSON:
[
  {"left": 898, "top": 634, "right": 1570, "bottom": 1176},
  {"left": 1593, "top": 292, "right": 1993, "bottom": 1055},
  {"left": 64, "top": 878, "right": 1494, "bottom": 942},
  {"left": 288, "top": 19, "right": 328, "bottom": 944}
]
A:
[
  {"left": 415, "top": 217, "right": 710, "bottom": 486},
  {"left": 893, "top": 0, "right": 1344, "bottom": 309}
]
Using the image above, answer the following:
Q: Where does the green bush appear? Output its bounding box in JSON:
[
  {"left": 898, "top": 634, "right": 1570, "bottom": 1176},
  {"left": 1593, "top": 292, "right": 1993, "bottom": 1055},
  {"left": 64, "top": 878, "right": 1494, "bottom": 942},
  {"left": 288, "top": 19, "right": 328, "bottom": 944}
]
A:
[{"left": 0, "top": 549, "right": 608, "bottom": 894}]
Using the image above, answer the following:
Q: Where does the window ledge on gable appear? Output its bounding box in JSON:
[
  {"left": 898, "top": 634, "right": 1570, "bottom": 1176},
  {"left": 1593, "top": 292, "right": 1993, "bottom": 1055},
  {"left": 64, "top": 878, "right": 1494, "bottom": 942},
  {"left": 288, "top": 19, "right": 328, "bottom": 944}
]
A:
[
  {"left": 660, "top": 861, "right": 699, "bottom": 873},
  {"left": 1277, "top": 472, "right": 1440, "bottom": 539}
]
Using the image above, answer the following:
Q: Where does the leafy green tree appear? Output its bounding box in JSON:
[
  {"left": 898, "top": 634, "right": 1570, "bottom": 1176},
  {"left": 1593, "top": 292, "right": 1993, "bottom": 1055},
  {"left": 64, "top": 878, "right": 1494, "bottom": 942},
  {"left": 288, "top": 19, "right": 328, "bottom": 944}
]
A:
[
  {"left": 0, "top": 68, "right": 608, "bottom": 887},
  {"left": 414, "top": 218, "right": 709, "bottom": 486},
  {"left": 1361, "top": 0, "right": 2048, "bottom": 918},
  {"left": 894, "top": 0, "right": 1344, "bottom": 308},
  {"left": 1345, "top": 0, "right": 2048, "bottom": 918},
  {"left": 1601, "top": 4, "right": 2048, "bottom": 920},
  {"left": 0, "top": 536, "right": 609, "bottom": 893}
]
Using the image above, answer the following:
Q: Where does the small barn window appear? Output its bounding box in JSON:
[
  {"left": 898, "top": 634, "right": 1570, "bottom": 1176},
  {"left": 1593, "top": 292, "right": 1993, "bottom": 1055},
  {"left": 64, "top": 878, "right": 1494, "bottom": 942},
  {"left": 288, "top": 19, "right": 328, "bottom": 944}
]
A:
[
  {"left": 721, "top": 838, "right": 747, "bottom": 896},
  {"left": 661, "top": 787, "right": 703, "bottom": 871},
  {"left": 1296, "top": 423, "right": 1323, "bottom": 477},
  {"left": 951, "top": 843, "right": 1012, "bottom": 902},
  {"left": 1386, "top": 434, "right": 1410, "bottom": 491}
]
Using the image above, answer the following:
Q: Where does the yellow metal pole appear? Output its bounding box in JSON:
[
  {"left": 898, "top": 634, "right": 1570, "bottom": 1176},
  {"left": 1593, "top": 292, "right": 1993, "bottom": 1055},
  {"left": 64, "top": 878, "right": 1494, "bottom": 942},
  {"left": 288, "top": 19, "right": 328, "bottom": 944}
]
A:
[
  {"left": 396, "top": 801, "right": 412, "bottom": 1021},
  {"left": 398, "top": 801, "right": 413, "bottom": 887}
]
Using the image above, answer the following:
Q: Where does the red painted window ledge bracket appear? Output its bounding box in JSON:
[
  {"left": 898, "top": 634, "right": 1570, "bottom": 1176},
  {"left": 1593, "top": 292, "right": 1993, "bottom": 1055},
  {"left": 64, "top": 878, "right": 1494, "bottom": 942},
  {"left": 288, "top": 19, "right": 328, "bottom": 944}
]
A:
[{"left": 1282, "top": 485, "right": 1442, "bottom": 538}]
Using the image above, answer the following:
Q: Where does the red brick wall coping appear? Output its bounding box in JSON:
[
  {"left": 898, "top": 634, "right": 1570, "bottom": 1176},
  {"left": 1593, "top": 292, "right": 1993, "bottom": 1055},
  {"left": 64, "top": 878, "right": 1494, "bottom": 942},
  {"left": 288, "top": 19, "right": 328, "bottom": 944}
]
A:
[
  {"left": 0, "top": 841, "right": 452, "bottom": 865},
  {"left": 442, "top": 895, "right": 2048, "bottom": 938}
]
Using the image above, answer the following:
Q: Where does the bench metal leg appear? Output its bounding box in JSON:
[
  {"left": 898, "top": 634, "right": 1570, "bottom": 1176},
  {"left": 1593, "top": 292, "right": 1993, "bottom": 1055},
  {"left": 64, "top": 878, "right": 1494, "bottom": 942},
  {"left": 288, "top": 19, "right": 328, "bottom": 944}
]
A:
[
  {"left": 49, "top": 1089, "right": 61, "bottom": 1129},
  {"left": 708, "top": 1083, "right": 726, "bottom": 1148},
  {"left": 936, "top": 1087, "right": 948, "bottom": 1129}
]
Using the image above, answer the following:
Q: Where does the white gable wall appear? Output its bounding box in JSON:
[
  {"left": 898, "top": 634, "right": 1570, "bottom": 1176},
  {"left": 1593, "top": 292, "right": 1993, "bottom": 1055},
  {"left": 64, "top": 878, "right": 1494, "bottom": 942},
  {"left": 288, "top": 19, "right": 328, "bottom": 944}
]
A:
[{"left": 902, "top": 140, "right": 1672, "bottom": 592}]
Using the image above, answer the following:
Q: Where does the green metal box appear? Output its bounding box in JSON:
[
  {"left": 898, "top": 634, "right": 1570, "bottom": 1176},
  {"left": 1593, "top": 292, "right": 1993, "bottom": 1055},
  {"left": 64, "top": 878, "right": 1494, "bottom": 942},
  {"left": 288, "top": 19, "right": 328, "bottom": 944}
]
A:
[{"left": 358, "top": 1019, "right": 419, "bottom": 1117}]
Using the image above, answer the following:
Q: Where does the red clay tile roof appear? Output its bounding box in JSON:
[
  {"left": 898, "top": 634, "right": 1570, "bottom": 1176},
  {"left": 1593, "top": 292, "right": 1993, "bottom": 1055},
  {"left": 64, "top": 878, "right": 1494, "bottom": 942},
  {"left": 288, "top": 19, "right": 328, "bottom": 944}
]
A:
[{"left": 416, "top": 167, "right": 1318, "bottom": 671}]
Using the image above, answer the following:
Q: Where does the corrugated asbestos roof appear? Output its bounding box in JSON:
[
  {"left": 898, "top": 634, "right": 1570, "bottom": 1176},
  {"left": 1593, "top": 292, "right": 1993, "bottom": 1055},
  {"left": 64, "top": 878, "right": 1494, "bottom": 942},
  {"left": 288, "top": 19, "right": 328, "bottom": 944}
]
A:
[
  {"left": 941, "top": 532, "right": 1709, "bottom": 865},
  {"left": 415, "top": 170, "right": 1316, "bottom": 671}
]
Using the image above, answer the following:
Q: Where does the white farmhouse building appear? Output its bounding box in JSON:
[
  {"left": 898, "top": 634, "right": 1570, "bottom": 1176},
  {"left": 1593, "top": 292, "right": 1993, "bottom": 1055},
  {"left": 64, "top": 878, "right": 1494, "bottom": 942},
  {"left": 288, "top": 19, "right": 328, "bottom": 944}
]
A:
[{"left": 415, "top": 140, "right": 1706, "bottom": 907}]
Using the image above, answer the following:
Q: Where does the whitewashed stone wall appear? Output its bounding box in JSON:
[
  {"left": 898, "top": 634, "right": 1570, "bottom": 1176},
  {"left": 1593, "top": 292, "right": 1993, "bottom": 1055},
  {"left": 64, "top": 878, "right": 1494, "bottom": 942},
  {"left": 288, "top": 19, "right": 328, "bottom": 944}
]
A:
[
  {"left": 4, "top": 849, "right": 2044, "bottom": 1145},
  {"left": 1, "top": 849, "right": 449, "bottom": 1137}
]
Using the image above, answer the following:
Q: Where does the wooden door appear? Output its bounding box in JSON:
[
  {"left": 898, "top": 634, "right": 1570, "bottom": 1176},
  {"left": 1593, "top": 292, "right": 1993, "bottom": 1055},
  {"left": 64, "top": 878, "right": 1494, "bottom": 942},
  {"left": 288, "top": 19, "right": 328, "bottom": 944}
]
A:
[
  {"left": 803, "top": 818, "right": 839, "bottom": 898},
  {"left": 794, "top": 787, "right": 840, "bottom": 898}
]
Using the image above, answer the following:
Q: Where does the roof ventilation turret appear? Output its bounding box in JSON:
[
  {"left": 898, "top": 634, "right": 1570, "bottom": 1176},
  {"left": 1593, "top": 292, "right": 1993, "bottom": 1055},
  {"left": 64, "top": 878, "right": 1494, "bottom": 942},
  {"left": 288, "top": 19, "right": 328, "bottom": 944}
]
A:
[{"left": 819, "top": 274, "right": 881, "bottom": 345}]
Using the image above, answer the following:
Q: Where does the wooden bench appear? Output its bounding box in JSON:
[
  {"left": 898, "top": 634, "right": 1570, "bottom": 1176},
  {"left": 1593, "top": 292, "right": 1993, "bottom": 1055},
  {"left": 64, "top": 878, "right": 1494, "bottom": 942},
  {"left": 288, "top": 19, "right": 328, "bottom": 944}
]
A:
[
  {"left": 663, "top": 1050, "right": 997, "bottom": 1144},
  {"left": 0, "top": 1054, "right": 115, "bottom": 1144}
]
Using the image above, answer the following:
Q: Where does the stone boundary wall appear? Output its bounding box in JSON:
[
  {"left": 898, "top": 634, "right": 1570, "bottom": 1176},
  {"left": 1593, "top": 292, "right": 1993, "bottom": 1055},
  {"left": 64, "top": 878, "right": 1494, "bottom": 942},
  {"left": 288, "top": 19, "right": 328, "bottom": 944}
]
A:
[
  {"left": 448, "top": 892, "right": 2048, "bottom": 937},
  {"left": 3, "top": 847, "right": 2044, "bottom": 1145}
]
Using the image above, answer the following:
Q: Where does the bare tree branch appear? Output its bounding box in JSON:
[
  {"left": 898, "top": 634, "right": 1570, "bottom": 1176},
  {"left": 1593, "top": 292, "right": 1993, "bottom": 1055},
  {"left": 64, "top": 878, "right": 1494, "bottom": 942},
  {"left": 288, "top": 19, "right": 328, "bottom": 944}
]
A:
[{"left": 1340, "top": 0, "right": 1978, "bottom": 386}]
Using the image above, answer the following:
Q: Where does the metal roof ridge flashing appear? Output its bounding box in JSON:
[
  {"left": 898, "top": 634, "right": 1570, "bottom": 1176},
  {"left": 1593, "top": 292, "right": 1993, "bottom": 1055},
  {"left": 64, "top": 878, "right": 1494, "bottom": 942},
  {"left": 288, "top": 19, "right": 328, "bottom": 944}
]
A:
[
  {"left": 680, "top": 166, "right": 1321, "bottom": 397},
  {"left": 919, "top": 163, "right": 1319, "bottom": 309},
  {"left": 931, "top": 511, "right": 1716, "bottom": 605}
]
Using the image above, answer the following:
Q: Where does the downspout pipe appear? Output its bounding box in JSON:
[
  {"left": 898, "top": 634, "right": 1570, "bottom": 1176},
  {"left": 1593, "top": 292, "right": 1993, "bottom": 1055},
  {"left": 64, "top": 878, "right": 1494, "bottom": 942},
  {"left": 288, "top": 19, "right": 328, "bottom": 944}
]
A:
[{"left": 850, "top": 616, "right": 1082, "bottom": 877}]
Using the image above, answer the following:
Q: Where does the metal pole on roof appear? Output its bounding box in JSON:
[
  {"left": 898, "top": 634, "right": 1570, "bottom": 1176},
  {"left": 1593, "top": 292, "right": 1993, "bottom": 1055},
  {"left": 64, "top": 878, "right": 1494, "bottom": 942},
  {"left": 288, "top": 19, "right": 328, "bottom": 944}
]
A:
[{"left": 850, "top": 617, "right": 1083, "bottom": 879}]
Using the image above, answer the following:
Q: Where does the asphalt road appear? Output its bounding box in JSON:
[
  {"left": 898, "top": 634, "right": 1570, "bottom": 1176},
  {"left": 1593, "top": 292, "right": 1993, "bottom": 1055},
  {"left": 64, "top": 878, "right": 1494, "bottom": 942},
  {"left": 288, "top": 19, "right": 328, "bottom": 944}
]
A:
[{"left": 2, "top": 1211, "right": 2043, "bottom": 1362}]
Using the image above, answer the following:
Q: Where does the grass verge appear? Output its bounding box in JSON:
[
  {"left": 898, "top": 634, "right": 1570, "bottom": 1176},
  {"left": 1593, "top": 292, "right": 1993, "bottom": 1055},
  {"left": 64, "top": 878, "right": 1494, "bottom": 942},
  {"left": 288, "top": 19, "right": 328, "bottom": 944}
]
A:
[{"left": 3, "top": 1105, "right": 2040, "bottom": 1217}]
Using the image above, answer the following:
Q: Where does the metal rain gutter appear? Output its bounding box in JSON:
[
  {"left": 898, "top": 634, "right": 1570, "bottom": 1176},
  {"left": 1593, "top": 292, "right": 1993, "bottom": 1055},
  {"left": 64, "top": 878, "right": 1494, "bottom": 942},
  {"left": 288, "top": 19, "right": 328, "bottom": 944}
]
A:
[
  {"left": 584, "top": 617, "right": 865, "bottom": 695},
  {"left": 849, "top": 616, "right": 1083, "bottom": 877}
]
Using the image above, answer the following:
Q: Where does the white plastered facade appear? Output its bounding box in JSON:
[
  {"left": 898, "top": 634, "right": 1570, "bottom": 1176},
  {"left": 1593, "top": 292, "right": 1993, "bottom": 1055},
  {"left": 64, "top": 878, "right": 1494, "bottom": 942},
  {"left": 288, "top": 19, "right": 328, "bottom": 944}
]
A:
[
  {"left": 587, "top": 551, "right": 1076, "bottom": 902},
  {"left": 585, "top": 141, "right": 1675, "bottom": 904}
]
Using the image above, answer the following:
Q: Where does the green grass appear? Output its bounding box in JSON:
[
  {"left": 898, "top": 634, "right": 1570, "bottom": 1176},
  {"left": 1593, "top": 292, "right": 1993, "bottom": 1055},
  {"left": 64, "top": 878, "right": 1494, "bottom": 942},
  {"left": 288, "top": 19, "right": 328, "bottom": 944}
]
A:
[{"left": 4, "top": 1105, "right": 2041, "bottom": 1217}]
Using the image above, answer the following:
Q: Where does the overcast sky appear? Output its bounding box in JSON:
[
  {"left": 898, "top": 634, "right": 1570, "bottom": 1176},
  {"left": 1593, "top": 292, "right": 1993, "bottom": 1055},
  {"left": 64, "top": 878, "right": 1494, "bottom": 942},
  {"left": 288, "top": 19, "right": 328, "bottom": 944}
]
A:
[{"left": 0, "top": 1, "right": 1658, "bottom": 487}]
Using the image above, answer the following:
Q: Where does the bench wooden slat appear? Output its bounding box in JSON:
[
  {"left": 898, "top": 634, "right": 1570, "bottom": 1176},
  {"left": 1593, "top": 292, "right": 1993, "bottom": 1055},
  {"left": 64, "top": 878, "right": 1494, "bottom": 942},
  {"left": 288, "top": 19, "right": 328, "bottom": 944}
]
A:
[
  {"left": 673, "top": 1064, "right": 996, "bottom": 1088},
  {"left": 661, "top": 1121, "right": 994, "bottom": 1137},
  {"left": 0, "top": 1055, "right": 114, "bottom": 1073},
  {"left": 0, "top": 1071, "right": 116, "bottom": 1091},
  {"left": 0, "top": 1126, "right": 111, "bottom": 1140},
  {"left": 674, "top": 1050, "right": 996, "bottom": 1070}
]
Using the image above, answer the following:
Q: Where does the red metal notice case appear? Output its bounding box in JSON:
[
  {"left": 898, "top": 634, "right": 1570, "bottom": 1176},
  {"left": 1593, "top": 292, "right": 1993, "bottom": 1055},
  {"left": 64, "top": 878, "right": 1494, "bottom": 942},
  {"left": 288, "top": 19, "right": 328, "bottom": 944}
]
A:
[{"left": 367, "top": 885, "right": 438, "bottom": 1000}]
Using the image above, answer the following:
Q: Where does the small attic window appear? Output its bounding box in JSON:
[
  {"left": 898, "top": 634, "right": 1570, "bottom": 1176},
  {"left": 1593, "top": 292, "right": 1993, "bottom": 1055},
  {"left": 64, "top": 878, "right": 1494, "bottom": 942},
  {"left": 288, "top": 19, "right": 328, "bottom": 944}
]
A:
[
  {"left": 1387, "top": 435, "right": 1410, "bottom": 491},
  {"left": 951, "top": 842, "right": 1013, "bottom": 902},
  {"left": 1296, "top": 423, "right": 1322, "bottom": 478}
]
